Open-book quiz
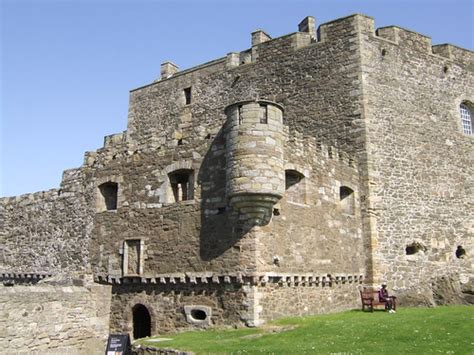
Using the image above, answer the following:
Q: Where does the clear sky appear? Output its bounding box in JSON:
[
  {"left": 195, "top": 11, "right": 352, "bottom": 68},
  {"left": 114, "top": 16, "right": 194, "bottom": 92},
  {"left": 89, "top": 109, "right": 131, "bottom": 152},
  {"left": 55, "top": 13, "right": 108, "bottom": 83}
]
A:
[{"left": 1, "top": 0, "right": 473, "bottom": 197}]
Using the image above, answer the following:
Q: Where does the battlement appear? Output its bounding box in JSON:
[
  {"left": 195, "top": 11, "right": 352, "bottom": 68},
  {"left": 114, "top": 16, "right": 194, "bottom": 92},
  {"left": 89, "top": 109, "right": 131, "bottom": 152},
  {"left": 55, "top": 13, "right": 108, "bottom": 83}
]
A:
[
  {"left": 375, "top": 25, "right": 473, "bottom": 63},
  {"left": 0, "top": 188, "right": 60, "bottom": 205},
  {"left": 143, "top": 14, "right": 471, "bottom": 88}
]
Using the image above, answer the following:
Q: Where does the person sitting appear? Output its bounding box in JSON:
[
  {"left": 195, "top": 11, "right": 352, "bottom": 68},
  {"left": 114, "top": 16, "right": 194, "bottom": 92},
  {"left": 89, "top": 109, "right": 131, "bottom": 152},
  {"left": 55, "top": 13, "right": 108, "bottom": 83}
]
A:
[{"left": 378, "top": 284, "right": 397, "bottom": 313}]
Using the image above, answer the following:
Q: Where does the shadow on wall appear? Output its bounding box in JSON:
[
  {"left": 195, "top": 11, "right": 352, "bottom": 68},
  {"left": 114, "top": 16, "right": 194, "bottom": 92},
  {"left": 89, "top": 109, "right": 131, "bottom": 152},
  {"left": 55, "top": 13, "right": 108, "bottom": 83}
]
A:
[{"left": 197, "top": 126, "right": 253, "bottom": 261}]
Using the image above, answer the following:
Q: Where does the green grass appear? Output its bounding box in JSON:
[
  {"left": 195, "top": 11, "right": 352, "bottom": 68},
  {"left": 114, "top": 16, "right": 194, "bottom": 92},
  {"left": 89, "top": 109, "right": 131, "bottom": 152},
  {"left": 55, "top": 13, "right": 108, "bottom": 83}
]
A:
[{"left": 138, "top": 306, "right": 473, "bottom": 354}]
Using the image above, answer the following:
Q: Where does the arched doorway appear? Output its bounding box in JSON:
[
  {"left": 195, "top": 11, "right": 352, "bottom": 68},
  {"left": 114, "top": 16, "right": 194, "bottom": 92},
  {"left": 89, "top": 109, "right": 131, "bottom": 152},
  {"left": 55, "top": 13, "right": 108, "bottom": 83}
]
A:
[{"left": 132, "top": 304, "right": 151, "bottom": 339}]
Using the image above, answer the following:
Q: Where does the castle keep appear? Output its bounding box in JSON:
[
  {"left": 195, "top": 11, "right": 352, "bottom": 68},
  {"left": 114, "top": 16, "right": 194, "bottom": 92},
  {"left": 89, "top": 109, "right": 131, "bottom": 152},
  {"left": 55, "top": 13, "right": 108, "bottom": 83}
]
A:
[{"left": 1, "top": 14, "right": 473, "bottom": 353}]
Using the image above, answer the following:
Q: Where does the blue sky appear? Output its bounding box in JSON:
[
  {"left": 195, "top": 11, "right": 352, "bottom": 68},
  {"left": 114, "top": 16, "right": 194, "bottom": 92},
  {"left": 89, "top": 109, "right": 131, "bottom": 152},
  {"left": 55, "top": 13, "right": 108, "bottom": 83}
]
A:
[{"left": 1, "top": 0, "right": 473, "bottom": 197}]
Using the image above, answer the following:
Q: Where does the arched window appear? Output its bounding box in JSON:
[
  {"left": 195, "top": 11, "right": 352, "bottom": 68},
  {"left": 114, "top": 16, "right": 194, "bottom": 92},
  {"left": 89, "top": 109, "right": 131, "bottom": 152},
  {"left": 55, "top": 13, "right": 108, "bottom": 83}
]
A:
[
  {"left": 97, "top": 182, "right": 118, "bottom": 211},
  {"left": 460, "top": 103, "right": 473, "bottom": 135},
  {"left": 340, "top": 186, "right": 355, "bottom": 215},
  {"left": 285, "top": 170, "right": 306, "bottom": 204}
]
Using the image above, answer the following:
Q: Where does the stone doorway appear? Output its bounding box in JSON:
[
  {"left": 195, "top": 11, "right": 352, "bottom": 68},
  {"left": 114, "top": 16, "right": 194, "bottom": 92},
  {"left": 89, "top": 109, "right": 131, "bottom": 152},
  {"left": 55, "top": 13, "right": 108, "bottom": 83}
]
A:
[{"left": 132, "top": 304, "right": 151, "bottom": 339}]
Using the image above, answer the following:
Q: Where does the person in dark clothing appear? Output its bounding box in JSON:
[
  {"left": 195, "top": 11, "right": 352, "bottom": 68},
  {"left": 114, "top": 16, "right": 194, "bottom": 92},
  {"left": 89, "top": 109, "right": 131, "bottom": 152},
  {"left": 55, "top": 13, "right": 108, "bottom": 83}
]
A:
[{"left": 378, "top": 284, "right": 397, "bottom": 313}]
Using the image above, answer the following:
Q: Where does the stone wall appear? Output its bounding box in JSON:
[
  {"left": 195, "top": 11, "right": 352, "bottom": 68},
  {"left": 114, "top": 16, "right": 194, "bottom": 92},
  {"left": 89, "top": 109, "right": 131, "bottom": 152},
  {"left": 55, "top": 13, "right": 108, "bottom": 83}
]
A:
[
  {"left": 257, "top": 133, "right": 365, "bottom": 274},
  {"left": 257, "top": 281, "right": 361, "bottom": 322},
  {"left": 90, "top": 15, "right": 368, "bottom": 282},
  {"left": 0, "top": 282, "right": 111, "bottom": 354},
  {"left": 0, "top": 168, "right": 93, "bottom": 274},
  {"left": 109, "top": 282, "right": 246, "bottom": 336},
  {"left": 358, "top": 18, "right": 473, "bottom": 298}
]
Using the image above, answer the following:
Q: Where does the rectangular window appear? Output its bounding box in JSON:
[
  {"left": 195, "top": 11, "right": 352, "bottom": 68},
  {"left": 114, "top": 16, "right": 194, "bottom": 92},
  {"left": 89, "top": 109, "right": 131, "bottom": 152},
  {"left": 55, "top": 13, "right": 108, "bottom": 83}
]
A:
[
  {"left": 238, "top": 105, "right": 243, "bottom": 124},
  {"left": 184, "top": 87, "right": 192, "bottom": 105},
  {"left": 168, "top": 169, "right": 194, "bottom": 202},
  {"left": 123, "top": 239, "right": 144, "bottom": 276},
  {"left": 259, "top": 104, "right": 268, "bottom": 124}
]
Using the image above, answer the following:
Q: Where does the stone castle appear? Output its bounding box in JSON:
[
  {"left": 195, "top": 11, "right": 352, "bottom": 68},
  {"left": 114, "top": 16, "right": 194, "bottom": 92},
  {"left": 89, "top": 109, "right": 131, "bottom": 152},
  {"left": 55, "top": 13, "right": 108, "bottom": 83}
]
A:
[{"left": 1, "top": 14, "right": 473, "bottom": 353}]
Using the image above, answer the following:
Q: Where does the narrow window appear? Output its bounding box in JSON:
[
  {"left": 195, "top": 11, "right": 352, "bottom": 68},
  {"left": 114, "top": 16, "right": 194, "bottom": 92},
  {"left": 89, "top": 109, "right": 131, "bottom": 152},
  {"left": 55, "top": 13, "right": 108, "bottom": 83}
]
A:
[
  {"left": 340, "top": 186, "right": 355, "bottom": 215},
  {"left": 168, "top": 169, "right": 194, "bottom": 202},
  {"left": 460, "top": 103, "right": 473, "bottom": 135},
  {"left": 238, "top": 105, "right": 243, "bottom": 124},
  {"left": 285, "top": 170, "right": 305, "bottom": 204},
  {"left": 97, "top": 182, "right": 118, "bottom": 211},
  {"left": 184, "top": 87, "right": 192, "bottom": 105},
  {"left": 285, "top": 170, "right": 304, "bottom": 190},
  {"left": 259, "top": 104, "right": 268, "bottom": 124},
  {"left": 123, "top": 239, "right": 142, "bottom": 275}
]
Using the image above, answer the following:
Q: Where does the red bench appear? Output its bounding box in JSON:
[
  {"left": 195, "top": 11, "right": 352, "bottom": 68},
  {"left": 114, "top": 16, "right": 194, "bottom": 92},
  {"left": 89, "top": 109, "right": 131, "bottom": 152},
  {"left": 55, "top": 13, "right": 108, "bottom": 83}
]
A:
[{"left": 360, "top": 289, "right": 397, "bottom": 312}]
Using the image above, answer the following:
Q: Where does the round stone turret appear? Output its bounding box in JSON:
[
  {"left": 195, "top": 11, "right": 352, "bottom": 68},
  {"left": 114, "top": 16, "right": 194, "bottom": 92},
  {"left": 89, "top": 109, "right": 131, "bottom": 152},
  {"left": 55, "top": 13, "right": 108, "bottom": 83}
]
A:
[{"left": 225, "top": 100, "right": 286, "bottom": 225}]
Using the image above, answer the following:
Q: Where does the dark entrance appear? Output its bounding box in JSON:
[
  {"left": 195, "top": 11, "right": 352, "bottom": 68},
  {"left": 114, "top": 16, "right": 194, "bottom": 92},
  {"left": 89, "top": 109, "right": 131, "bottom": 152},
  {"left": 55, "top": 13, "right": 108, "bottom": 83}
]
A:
[{"left": 132, "top": 304, "right": 151, "bottom": 339}]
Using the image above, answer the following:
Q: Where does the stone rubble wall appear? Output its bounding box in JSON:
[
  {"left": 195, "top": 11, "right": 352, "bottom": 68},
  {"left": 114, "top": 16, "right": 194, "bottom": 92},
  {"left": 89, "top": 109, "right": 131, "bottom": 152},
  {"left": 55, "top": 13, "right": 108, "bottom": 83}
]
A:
[
  {"left": 257, "top": 132, "right": 364, "bottom": 274},
  {"left": 359, "top": 18, "right": 473, "bottom": 297},
  {"left": 90, "top": 15, "right": 368, "bottom": 283},
  {"left": 0, "top": 283, "right": 111, "bottom": 354},
  {"left": 0, "top": 167, "right": 93, "bottom": 274},
  {"left": 257, "top": 282, "right": 361, "bottom": 321},
  {"left": 109, "top": 283, "right": 246, "bottom": 336}
]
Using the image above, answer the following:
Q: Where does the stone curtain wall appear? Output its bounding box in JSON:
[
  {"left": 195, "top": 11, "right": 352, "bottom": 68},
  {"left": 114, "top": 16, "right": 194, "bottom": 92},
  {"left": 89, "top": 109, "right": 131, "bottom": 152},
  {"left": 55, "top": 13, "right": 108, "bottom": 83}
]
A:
[
  {"left": 109, "top": 283, "right": 246, "bottom": 335},
  {"left": 0, "top": 168, "right": 93, "bottom": 274},
  {"left": 0, "top": 283, "right": 111, "bottom": 354},
  {"left": 258, "top": 282, "right": 361, "bottom": 322},
  {"left": 359, "top": 19, "right": 474, "bottom": 299}
]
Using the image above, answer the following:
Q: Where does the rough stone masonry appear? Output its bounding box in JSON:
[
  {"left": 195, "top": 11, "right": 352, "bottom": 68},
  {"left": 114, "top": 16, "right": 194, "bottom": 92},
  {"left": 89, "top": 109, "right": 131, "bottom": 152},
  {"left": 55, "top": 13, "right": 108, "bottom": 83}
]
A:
[{"left": 0, "top": 13, "right": 472, "bottom": 353}]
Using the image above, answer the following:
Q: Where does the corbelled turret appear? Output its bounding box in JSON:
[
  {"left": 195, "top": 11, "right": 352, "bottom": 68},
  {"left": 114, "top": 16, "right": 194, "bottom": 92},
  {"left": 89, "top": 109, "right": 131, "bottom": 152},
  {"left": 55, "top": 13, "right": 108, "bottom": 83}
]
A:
[{"left": 225, "top": 100, "right": 286, "bottom": 225}]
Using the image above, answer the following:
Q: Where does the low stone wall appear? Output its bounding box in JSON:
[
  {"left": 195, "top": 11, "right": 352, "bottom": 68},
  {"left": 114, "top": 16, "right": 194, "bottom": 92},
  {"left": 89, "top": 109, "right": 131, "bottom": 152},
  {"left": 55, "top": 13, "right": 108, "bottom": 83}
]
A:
[
  {"left": 258, "top": 282, "right": 361, "bottom": 322},
  {"left": 0, "top": 283, "right": 111, "bottom": 354}
]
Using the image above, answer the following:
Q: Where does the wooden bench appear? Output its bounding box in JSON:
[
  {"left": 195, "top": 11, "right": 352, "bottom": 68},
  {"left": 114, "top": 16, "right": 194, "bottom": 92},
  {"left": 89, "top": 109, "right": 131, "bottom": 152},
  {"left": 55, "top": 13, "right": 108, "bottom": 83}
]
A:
[{"left": 360, "top": 289, "right": 397, "bottom": 312}]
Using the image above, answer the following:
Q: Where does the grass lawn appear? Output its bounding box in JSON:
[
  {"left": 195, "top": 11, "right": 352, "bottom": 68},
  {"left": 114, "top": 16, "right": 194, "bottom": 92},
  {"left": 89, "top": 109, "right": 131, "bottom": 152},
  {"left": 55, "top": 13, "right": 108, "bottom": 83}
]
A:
[{"left": 137, "top": 305, "right": 473, "bottom": 354}]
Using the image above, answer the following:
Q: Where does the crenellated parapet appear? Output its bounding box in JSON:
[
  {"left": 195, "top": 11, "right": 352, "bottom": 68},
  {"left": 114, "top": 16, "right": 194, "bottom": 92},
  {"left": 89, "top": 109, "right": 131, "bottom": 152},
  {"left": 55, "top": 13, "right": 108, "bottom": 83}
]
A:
[
  {"left": 374, "top": 25, "right": 473, "bottom": 64},
  {"left": 225, "top": 100, "right": 286, "bottom": 225}
]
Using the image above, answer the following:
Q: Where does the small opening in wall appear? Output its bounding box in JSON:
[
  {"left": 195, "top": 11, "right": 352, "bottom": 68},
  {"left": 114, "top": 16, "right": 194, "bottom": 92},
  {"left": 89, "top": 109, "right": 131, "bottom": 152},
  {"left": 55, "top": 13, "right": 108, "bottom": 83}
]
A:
[
  {"left": 273, "top": 208, "right": 280, "bottom": 216},
  {"left": 217, "top": 207, "right": 226, "bottom": 214},
  {"left": 443, "top": 65, "right": 449, "bottom": 74},
  {"left": 285, "top": 170, "right": 304, "bottom": 190},
  {"left": 205, "top": 133, "right": 211, "bottom": 140},
  {"left": 285, "top": 169, "right": 305, "bottom": 204},
  {"left": 340, "top": 186, "right": 355, "bottom": 215},
  {"left": 184, "top": 87, "right": 192, "bottom": 105},
  {"left": 405, "top": 242, "right": 426, "bottom": 255},
  {"left": 238, "top": 105, "right": 243, "bottom": 124},
  {"left": 381, "top": 48, "right": 387, "bottom": 56},
  {"left": 98, "top": 182, "right": 118, "bottom": 211},
  {"left": 455, "top": 245, "right": 466, "bottom": 259},
  {"left": 190, "top": 309, "right": 207, "bottom": 321},
  {"left": 168, "top": 169, "right": 194, "bottom": 202},
  {"left": 177, "top": 139, "right": 183, "bottom": 145},
  {"left": 259, "top": 104, "right": 268, "bottom": 124}
]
